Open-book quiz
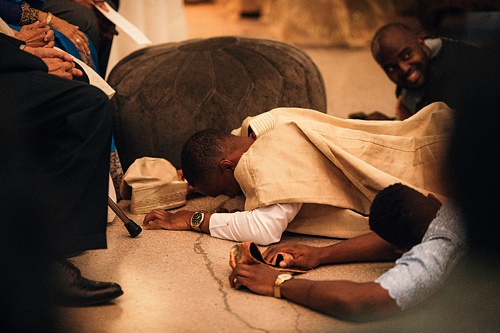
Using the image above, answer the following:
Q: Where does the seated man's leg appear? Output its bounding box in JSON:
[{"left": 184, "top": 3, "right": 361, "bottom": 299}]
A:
[
  {"left": 0, "top": 71, "right": 121, "bottom": 311},
  {"left": 4, "top": 71, "right": 112, "bottom": 255}
]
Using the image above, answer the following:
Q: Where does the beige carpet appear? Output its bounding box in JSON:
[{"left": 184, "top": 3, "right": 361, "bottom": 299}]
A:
[{"left": 59, "top": 195, "right": 395, "bottom": 332}]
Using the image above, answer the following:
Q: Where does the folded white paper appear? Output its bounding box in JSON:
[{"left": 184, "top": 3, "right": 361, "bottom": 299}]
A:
[{"left": 94, "top": 3, "right": 152, "bottom": 45}]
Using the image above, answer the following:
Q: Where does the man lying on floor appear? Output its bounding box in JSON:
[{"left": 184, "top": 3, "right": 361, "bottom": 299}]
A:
[
  {"left": 143, "top": 102, "right": 452, "bottom": 246},
  {"left": 229, "top": 183, "right": 466, "bottom": 321}
]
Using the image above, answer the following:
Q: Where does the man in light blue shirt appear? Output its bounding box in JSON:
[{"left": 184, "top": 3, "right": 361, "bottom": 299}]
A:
[
  {"left": 375, "top": 199, "right": 465, "bottom": 310},
  {"left": 229, "top": 183, "right": 467, "bottom": 321},
  {"left": 370, "top": 22, "right": 487, "bottom": 120}
]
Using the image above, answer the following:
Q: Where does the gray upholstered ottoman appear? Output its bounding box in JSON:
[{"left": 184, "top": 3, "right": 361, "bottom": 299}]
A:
[{"left": 108, "top": 36, "right": 326, "bottom": 171}]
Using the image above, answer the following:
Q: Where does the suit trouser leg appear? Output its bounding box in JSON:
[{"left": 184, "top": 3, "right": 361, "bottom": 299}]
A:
[
  {"left": 0, "top": 71, "right": 112, "bottom": 257},
  {"left": 0, "top": 71, "right": 113, "bottom": 329}
]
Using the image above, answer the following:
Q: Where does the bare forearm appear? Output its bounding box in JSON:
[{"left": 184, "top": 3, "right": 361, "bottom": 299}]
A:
[
  {"left": 262, "top": 232, "right": 401, "bottom": 269},
  {"left": 280, "top": 279, "right": 398, "bottom": 321},
  {"left": 230, "top": 263, "right": 399, "bottom": 321},
  {"left": 318, "top": 232, "right": 401, "bottom": 265}
]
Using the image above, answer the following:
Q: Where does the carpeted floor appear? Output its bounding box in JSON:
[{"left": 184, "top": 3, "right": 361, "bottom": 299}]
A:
[{"left": 59, "top": 195, "right": 396, "bottom": 332}]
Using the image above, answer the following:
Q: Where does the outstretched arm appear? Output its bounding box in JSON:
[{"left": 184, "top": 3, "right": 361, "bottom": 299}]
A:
[
  {"left": 143, "top": 203, "right": 301, "bottom": 246},
  {"left": 263, "top": 232, "right": 401, "bottom": 268},
  {"left": 229, "top": 263, "right": 398, "bottom": 321}
]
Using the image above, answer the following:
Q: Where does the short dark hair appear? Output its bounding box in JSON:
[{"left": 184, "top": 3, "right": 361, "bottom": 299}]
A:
[
  {"left": 369, "top": 183, "right": 442, "bottom": 249},
  {"left": 180, "top": 128, "right": 230, "bottom": 187},
  {"left": 371, "top": 22, "right": 417, "bottom": 54}
]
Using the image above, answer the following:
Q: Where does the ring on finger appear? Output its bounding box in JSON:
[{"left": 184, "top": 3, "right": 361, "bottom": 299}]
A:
[
  {"left": 76, "top": 38, "right": 81, "bottom": 43},
  {"left": 233, "top": 277, "right": 238, "bottom": 284}
]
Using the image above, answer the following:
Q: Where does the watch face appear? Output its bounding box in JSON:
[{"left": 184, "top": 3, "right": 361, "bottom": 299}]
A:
[
  {"left": 279, "top": 273, "right": 293, "bottom": 281},
  {"left": 192, "top": 212, "right": 203, "bottom": 226}
]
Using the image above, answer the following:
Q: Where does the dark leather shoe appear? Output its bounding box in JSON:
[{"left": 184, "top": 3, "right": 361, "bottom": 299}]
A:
[{"left": 51, "top": 259, "right": 123, "bottom": 307}]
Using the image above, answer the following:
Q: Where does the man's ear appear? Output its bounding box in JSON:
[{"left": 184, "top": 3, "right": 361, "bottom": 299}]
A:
[
  {"left": 417, "top": 33, "right": 426, "bottom": 45},
  {"left": 219, "top": 159, "right": 235, "bottom": 172},
  {"left": 417, "top": 34, "right": 431, "bottom": 56}
]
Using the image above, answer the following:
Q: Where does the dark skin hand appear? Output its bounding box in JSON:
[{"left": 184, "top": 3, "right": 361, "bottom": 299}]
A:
[
  {"left": 262, "top": 242, "right": 325, "bottom": 269},
  {"left": 15, "top": 20, "right": 55, "bottom": 48},
  {"left": 230, "top": 262, "right": 279, "bottom": 297},
  {"left": 143, "top": 210, "right": 213, "bottom": 234},
  {"left": 229, "top": 262, "right": 399, "bottom": 321},
  {"left": 229, "top": 233, "right": 402, "bottom": 321},
  {"left": 142, "top": 170, "right": 211, "bottom": 232},
  {"left": 142, "top": 209, "right": 192, "bottom": 231},
  {"left": 24, "top": 46, "right": 83, "bottom": 79},
  {"left": 262, "top": 232, "right": 401, "bottom": 268},
  {"left": 39, "top": 11, "right": 90, "bottom": 56}
]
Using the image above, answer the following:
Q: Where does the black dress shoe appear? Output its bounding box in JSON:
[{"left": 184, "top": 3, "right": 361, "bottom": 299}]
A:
[{"left": 51, "top": 259, "right": 123, "bottom": 307}]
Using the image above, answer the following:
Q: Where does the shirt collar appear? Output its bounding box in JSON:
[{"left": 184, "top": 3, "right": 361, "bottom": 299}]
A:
[{"left": 424, "top": 37, "right": 442, "bottom": 58}]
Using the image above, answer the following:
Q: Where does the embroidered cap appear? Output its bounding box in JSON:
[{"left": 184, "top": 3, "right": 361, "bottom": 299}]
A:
[{"left": 119, "top": 157, "right": 188, "bottom": 214}]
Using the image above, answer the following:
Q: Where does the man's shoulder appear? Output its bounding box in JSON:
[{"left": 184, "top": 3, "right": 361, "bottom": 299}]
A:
[
  {"left": 437, "top": 37, "right": 483, "bottom": 59},
  {"left": 422, "top": 201, "right": 466, "bottom": 244},
  {"left": 440, "top": 37, "right": 478, "bottom": 48},
  {"left": 428, "top": 38, "right": 485, "bottom": 82}
]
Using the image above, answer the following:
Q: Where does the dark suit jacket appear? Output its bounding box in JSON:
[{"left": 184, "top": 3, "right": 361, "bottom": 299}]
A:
[
  {"left": 0, "top": 33, "right": 89, "bottom": 82},
  {"left": 0, "top": 33, "right": 48, "bottom": 73}
]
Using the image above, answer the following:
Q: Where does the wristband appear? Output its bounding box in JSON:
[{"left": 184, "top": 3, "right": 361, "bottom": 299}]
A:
[
  {"left": 46, "top": 12, "right": 53, "bottom": 26},
  {"left": 274, "top": 273, "right": 293, "bottom": 298}
]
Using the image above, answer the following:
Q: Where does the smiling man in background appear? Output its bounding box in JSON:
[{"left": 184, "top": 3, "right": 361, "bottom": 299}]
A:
[{"left": 371, "top": 22, "right": 488, "bottom": 120}]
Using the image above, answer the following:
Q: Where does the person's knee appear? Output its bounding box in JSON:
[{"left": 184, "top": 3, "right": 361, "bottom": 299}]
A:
[
  {"left": 74, "top": 7, "right": 100, "bottom": 45},
  {"left": 83, "top": 85, "right": 113, "bottom": 129},
  {"left": 45, "top": 2, "right": 100, "bottom": 45}
]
